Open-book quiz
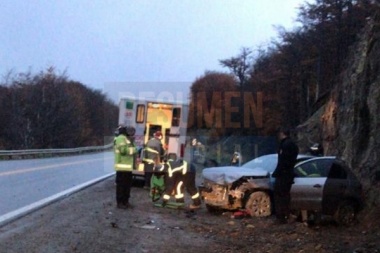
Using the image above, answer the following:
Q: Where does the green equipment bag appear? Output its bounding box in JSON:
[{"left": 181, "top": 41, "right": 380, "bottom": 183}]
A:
[
  {"left": 150, "top": 173, "right": 165, "bottom": 202},
  {"left": 154, "top": 202, "right": 185, "bottom": 209}
]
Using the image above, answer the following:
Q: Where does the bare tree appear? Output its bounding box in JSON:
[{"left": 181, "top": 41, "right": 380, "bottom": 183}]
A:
[{"left": 219, "top": 47, "right": 252, "bottom": 87}]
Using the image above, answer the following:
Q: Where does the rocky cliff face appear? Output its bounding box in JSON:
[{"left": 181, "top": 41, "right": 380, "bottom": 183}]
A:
[{"left": 297, "top": 13, "right": 380, "bottom": 208}]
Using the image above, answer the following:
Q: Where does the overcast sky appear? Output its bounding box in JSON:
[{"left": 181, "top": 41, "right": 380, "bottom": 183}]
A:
[{"left": 1, "top": 0, "right": 306, "bottom": 102}]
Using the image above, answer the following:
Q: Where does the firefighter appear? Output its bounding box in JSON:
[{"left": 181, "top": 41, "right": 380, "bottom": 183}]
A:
[
  {"left": 113, "top": 127, "right": 120, "bottom": 185},
  {"left": 114, "top": 125, "right": 137, "bottom": 209},
  {"left": 142, "top": 131, "right": 165, "bottom": 188},
  {"left": 184, "top": 162, "right": 202, "bottom": 209},
  {"left": 154, "top": 159, "right": 201, "bottom": 209}
]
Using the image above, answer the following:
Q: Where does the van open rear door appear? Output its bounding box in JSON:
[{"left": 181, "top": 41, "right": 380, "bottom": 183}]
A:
[{"left": 167, "top": 106, "right": 182, "bottom": 158}]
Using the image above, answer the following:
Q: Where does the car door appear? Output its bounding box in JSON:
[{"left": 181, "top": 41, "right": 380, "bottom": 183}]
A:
[
  {"left": 290, "top": 158, "right": 333, "bottom": 211},
  {"left": 321, "top": 161, "right": 349, "bottom": 215}
]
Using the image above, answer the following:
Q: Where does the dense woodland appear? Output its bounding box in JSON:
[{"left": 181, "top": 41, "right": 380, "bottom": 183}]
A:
[
  {"left": 1, "top": 0, "right": 378, "bottom": 151},
  {"left": 189, "top": 0, "right": 377, "bottom": 138},
  {"left": 0, "top": 68, "right": 118, "bottom": 150}
]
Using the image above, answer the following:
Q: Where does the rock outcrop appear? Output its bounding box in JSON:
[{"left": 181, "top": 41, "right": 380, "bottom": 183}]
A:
[{"left": 297, "top": 13, "right": 380, "bottom": 208}]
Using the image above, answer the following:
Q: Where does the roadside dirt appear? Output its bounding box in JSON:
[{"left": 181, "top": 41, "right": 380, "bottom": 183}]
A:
[{"left": 0, "top": 175, "right": 379, "bottom": 253}]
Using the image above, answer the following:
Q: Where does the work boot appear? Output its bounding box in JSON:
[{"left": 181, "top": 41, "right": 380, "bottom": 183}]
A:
[
  {"left": 189, "top": 204, "right": 201, "bottom": 209},
  {"left": 189, "top": 198, "right": 201, "bottom": 209}
]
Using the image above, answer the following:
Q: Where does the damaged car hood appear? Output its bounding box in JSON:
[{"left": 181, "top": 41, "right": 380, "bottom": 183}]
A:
[{"left": 202, "top": 166, "right": 269, "bottom": 185}]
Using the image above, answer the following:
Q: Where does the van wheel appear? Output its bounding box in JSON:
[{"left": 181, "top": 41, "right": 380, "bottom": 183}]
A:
[
  {"left": 334, "top": 201, "right": 357, "bottom": 226},
  {"left": 245, "top": 191, "right": 271, "bottom": 217}
]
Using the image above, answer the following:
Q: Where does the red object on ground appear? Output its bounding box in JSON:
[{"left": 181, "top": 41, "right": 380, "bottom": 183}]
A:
[{"left": 232, "top": 210, "right": 251, "bottom": 219}]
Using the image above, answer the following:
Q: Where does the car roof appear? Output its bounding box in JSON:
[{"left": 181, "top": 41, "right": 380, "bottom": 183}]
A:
[
  {"left": 202, "top": 154, "right": 316, "bottom": 184},
  {"left": 241, "top": 153, "right": 315, "bottom": 172},
  {"left": 299, "top": 156, "right": 336, "bottom": 161},
  {"left": 242, "top": 153, "right": 315, "bottom": 164}
]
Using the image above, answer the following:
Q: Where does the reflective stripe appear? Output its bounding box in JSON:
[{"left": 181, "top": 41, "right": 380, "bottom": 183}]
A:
[
  {"left": 182, "top": 161, "right": 188, "bottom": 174},
  {"left": 191, "top": 192, "right": 200, "bottom": 199},
  {"left": 168, "top": 163, "right": 173, "bottom": 177},
  {"left": 143, "top": 158, "right": 155, "bottom": 164},
  {"left": 145, "top": 147, "right": 159, "bottom": 154},
  {"left": 116, "top": 164, "right": 132, "bottom": 169},
  {"left": 156, "top": 164, "right": 165, "bottom": 172},
  {"left": 169, "top": 161, "right": 187, "bottom": 177},
  {"left": 175, "top": 181, "right": 184, "bottom": 199},
  {"left": 163, "top": 194, "right": 170, "bottom": 200},
  {"left": 114, "top": 164, "right": 133, "bottom": 171}
]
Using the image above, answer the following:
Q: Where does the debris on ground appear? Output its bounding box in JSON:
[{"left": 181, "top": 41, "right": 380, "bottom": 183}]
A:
[{"left": 0, "top": 177, "right": 379, "bottom": 253}]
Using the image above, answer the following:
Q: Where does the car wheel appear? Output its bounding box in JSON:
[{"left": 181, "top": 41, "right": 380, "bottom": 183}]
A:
[
  {"left": 334, "top": 201, "right": 357, "bottom": 226},
  {"left": 245, "top": 191, "right": 271, "bottom": 217}
]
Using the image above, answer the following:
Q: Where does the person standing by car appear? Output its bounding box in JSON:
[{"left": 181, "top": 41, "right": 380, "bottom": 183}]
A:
[
  {"left": 142, "top": 131, "right": 165, "bottom": 189},
  {"left": 272, "top": 127, "right": 299, "bottom": 224},
  {"left": 114, "top": 125, "right": 137, "bottom": 209}
]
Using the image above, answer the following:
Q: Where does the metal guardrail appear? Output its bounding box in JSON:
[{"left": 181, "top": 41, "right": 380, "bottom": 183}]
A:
[{"left": 0, "top": 143, "right": 113, "bottom": 159}]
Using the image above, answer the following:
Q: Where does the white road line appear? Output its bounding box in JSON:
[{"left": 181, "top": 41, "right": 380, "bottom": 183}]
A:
[
  {"left": 0, "top": 157, "right": 113, "bottom": 177},
  {"left": 0, "top": 172, "right": 115, "bottom": 228}
]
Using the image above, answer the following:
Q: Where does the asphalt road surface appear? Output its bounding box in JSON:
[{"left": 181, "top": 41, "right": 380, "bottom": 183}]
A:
[{"left": 0, "top": 151, "right": 114, "bottom": 216}]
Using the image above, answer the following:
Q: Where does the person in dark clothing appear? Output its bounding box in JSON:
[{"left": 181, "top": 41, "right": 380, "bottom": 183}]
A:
[{"left": 272, "top": 127, "right": 299, "bottom": 224}]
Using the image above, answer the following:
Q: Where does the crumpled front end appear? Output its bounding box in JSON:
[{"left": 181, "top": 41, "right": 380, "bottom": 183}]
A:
[
  {"left": 199, "top": 174, "right": 272, "bottom": 212},
  {"left": 200, "top": 165, "right": 273, "bottom": 212},
  {"left": 199, "top": 179, "right": 243, "bottom": 210}
]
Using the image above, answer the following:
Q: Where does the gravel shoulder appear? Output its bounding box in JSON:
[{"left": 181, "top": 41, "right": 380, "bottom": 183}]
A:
[{"left": 0, "top": 176, "right": 379, "bottom": 253}]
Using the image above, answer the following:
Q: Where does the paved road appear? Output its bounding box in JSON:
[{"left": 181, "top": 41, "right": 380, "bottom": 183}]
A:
[{"left": 0, "top": 152, "right": 114, "bottom": 216}]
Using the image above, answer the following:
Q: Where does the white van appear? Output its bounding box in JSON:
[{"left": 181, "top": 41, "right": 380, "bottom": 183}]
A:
[{"left": 118, "top": 96, "right": 189, "bottom": 176}]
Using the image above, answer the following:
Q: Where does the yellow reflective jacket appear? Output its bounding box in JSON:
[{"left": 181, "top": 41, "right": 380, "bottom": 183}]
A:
[{"left": 114, "top": 134, "right": 137, "bottom": 171}]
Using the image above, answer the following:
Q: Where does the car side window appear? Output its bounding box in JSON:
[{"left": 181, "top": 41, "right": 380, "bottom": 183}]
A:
[
  {"left": 295, "top": 162, "right": 320, "bottom": 177},
  {"left": 294, "top": 165, "right": 307, "bottom": 177},
  {"left": 327, "top": 163, "right": 347, "bottom": 179},
  {"left": 294, "top": 159, "right": 332, "bottom": 178}
]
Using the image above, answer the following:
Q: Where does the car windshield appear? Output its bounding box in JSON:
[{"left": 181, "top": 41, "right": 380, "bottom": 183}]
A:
[{"left": 241, "top": 154, "right": 278, "bottom": 173}]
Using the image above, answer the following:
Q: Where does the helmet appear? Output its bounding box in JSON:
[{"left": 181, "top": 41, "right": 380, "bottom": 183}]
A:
[
  {"left": 154, "top": 131, "right": 163, "bottom": 140},
  {"left": 126, "top": 126, "right": 136, "bottom": 137},
  {"left": 117, "top": 125, "right": 127, "bottom": 135}
]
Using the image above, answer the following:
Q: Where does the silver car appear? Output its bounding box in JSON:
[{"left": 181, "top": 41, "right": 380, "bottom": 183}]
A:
[
  {"left": 292, "top": 156, "right": 363, "bottom": 225},
  {"left": 200, "top": 154, "right": 363, "bottom": 225}
]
